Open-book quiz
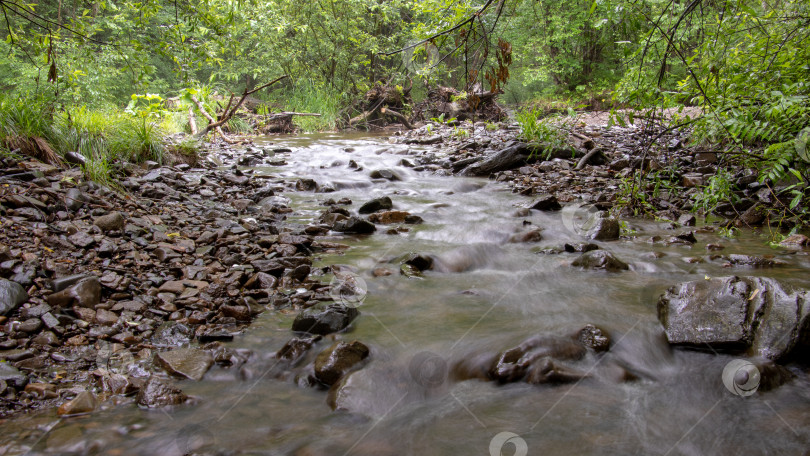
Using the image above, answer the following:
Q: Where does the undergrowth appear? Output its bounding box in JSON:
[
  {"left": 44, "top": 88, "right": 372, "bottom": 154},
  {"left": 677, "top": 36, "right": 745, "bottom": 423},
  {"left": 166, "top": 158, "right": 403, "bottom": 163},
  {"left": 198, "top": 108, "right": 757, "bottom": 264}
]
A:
[
  {"left": 1, "top": 94, "right": 168, "bottom": 185},
  {"left": 266, "top": 79, "right": 342, "bottom": 131}
]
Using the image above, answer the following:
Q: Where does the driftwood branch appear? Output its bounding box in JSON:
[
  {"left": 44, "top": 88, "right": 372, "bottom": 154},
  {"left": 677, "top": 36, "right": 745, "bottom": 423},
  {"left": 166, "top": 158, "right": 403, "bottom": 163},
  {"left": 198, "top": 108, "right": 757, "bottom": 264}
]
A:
[
  {"left": 349, "top": 108, "right": 378, "bottom": 127},
  {"left": 195, "top": 75, "right": 289, "bottom": 139},
  {"left": 267, "top": 112, "right": 321, "bottom": 120},
  {"left": 380, "top": 107, "right": 414, "bottom": 130},
  {"left": 189, "top": 94, "right": 238, "bottom": 143},
  {"left": 575, "top": 147, "right": 604, "bottom": 170},
  {"left": 188, "top": 106, "right": 198, "bottom": 135}
]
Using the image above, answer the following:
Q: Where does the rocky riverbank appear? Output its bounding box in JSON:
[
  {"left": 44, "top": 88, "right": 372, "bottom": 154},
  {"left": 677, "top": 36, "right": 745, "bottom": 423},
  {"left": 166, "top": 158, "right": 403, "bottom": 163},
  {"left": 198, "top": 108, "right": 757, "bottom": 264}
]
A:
[
  {"left": 389, "top": 112, "right": 804, "bottom": 230},
  {"left": 0, "top": 144, "right": 346, "bottom": 417}
]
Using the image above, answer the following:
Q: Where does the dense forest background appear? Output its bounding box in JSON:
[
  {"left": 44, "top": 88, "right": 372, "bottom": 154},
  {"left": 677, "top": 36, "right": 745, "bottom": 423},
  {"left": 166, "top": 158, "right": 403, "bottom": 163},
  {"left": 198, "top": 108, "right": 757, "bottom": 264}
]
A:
[{"left": 1, "top": 0, "right": 809, "bottom": 225}]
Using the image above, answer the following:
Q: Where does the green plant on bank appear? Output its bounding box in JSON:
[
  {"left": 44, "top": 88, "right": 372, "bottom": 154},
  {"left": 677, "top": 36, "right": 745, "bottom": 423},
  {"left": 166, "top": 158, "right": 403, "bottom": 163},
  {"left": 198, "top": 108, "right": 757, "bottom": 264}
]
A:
[
  {"left": 691, "top": 169, "right": 738, "bottom": 214},
  {"left": 648, "top": 168, "right": 680, "bottom": 199},
  {"left": 613, "top": 173, "right": 657, "bottom": 217},
  {"left": 1, "top": 94, "right": 169, "bottom": 184},
  {"left": 225, "top": 115, "right": 252, "bottom": 134},
  {"left": 718, "top": 226, "right": 739, "bottom": 239},
  {"left": 452, "top": 126, "right": 470, "bottom": 139},
  {"left": 516, "top": 107, "right": 574, "bottom": 160},
  {"left": 174, "top": 137, "right": 202, "bottom": 155},
  {"left": 429, "top": 113, "right": 458, "bottom": 125},
  {"left": 266, "top": 79, "right": 341, "bottom": 132},
  {"left": 450, "top": 91, "right": 467, "bottom": 102},
  {"left": 619, "top": 220, "right": 637, "bottom": 236}
]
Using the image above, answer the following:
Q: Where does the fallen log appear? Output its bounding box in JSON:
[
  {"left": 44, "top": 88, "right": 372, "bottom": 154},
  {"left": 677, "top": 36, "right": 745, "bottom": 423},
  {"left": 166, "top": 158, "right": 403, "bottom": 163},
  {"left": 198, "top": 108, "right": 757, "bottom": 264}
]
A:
[
  {"left": 349, "top": 107, "right": 379, "bottom": 127},
  {"left": 259, "top": 112, "right": 323, "bottom": 134},
  {"left": 575, "top": 147, "right": 603, "bottom": 170},
  {"left": 380, "top": 107, "right": 415, "bottom": 130},
  {"left": 194, "top": 75, "right": 289, "bottom": 141},
  {"left": 266, "top": 112, "right": 322, "bottom": 120},
  {"left": 188, "top": 107, "right": 198, "bottom": 135}
]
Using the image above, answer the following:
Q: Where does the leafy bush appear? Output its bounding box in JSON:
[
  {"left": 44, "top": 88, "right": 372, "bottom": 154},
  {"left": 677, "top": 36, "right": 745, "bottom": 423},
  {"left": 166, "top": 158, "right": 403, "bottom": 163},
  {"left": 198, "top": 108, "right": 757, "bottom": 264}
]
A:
[{"left": 691, "top": 169, "right": 738, "bottom": 214}]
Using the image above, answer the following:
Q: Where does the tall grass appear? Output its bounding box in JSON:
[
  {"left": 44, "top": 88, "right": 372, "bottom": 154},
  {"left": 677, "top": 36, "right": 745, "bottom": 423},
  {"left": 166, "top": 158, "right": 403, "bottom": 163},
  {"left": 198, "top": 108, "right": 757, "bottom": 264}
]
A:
[
  {"left": 270, "top": 79, "right": 342, "bottom": 131},
  {"left": 1, "top": 95, "right": 167, "bottom": 184},
  {"left": 225, "top": 115, "right": 253, "bottom": 134}
]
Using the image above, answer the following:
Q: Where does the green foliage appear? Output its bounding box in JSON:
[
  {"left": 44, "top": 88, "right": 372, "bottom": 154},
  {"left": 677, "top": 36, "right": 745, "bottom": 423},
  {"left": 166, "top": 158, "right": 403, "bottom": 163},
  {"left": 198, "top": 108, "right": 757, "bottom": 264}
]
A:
[
  {"left": 429, "top": 114, "right": 457, "bottom": 125},
  {"left": 452, "top": 126, "right": 470, "bottom": 139},
  {"left": 126, "top": 94, "right": 168, "bottom": 119},
  {"left": 225, "top": 116, "right": 252, "bottom": 135},
  {"left": 619, "top": 220, "right": 637, "bottom": 236},
  {"left": 267, "top": 80, "right": 342, "bottom": 132},
  {"left": 691, "top": 169, "right": 738, "bottom": 214},
  {"left": 515, "top": 108, "right": 569, "bottom": 155},
  {"left": 613, "top": 173, "right": 656, "bottom": 217},
  {"left": 1, "top": 95, "right": 165, "bottom": 183},
  {"left": 500, "top": 0, "right": 643, "bottom": 101},
  {"left": 718, "top": 226, "right": 739, "bottom": 239}
]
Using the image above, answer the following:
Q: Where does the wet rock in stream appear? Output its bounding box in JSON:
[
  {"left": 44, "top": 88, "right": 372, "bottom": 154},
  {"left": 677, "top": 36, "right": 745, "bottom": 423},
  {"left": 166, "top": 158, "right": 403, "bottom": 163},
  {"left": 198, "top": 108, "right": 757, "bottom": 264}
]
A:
[
  {"left": 314, "top": 340, "right": 370, "bottom": 386},
  {"left": 333, "top": 216, "right": 377, "bottom": 234},
  {"left": 57, "top": 391, "right": 98, "bottom": 416},
  {"left": 136, "top": 376, "right": 189, "bottom": 408},
  {"left": 453, "top": 324, "right": 611, "bottom": 387},
  {"left": 527, "top": 193, "right": 562, "bottom": 211},
  {"left": 657, "top": 276, "right": 810, "bottom": 360},
  {"left": 367, "top": 210, "right": 423, "bottom": 225},
  {"left": 582, "top": 212, "right": 620, "bottom": 241},
  {"left": 276, "top": 335, "right": 322, "bottom": 364},
  {"left": 358, "top": 196, "right": 393, "bottom": 214},
  {"left": 155, "top": 347, "right": 214, "bottom": 381},
  {"left": 571, "top": 250, "right": 629, "bottom": 271},
  {"left": 291, "top": 303, "right": 360, "bottom": 335}
]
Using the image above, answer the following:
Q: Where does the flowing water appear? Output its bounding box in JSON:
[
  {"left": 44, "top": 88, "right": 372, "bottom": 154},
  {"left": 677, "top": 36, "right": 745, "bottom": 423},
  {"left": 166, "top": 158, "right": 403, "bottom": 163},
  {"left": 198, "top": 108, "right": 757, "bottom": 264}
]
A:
[{"left": 2, "top": 133, "right": 810, "bottom": 455}]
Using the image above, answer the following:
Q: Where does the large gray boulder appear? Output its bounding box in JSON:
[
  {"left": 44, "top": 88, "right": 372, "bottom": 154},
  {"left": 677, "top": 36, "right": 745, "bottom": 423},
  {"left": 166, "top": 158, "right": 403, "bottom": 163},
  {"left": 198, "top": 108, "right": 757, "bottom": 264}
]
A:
[
  {"left": 0, "top": 279, "right": 28, "bottom": 315},
  {"left": 657, "top": 276, "right": 810, "bottom": 360}
]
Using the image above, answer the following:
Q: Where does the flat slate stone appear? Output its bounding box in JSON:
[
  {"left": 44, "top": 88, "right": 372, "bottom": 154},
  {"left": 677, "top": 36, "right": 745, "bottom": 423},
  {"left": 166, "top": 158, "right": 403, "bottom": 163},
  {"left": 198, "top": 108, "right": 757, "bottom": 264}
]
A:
[{"left": 155, "top": 347, "right": 213, "bottom": 381}]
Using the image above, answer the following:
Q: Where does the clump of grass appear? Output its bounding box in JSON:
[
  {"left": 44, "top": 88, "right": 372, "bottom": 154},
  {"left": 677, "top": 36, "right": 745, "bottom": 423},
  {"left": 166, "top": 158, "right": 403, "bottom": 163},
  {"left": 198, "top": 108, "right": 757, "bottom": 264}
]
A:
[
  {"left": 159, "top": 111, "right": 192, "bottom": 135},
  {"left": 2, "top": 94, "right": 170, "bottom": 184},
  {"left": 269, "top": 79, "right": 342, "bottom": 131},
  {"left": 0, "top": 94, "right": 62, "bottom": 164},
  {"left": 225, "top": 114, "right": 253, "bottom": 134},
  {"left": 166, "top": 137, "right": 202, "bottom": 166},
  {"left": 515, "top": 108, "right": 569, "bottom": 149}
]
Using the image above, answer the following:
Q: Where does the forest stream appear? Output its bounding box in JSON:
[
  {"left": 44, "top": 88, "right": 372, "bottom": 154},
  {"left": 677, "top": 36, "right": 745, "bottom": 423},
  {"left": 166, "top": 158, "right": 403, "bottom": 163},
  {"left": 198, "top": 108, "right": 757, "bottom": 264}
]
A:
[{"left": 2, "top": 133, "right": 810, "bottom": 455}]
